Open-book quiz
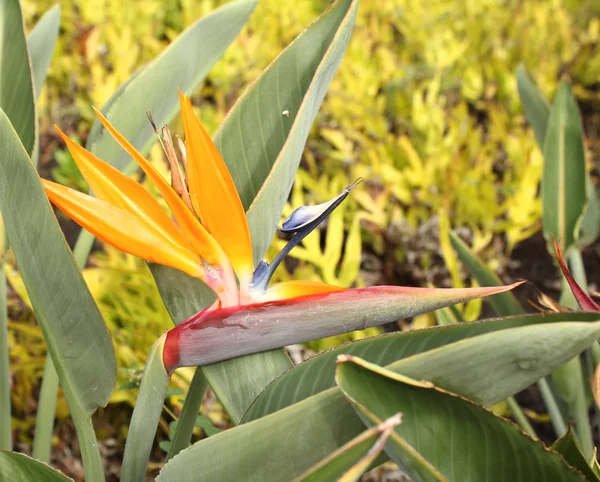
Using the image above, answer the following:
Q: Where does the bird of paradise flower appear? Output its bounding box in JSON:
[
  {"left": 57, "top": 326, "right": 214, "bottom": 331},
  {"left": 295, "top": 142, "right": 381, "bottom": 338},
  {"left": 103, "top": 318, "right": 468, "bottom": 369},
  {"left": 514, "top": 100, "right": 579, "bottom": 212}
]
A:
[{"left": 43, "top": 92, "right": 522, "bottom": 372}]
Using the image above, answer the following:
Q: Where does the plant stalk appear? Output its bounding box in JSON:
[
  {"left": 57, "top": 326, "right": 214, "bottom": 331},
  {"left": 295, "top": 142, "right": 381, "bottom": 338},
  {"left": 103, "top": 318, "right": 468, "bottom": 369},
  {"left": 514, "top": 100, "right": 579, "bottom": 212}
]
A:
[
  {"left": 122, "top": 334, "right": 169, "bottom": 482},
  {"left": 552, "top": 249, "right": 594, "bottom": 458},
  {"left": 167, "top": 368, "right": 208, "bottom": 460},
  {"left": 32, "top": 354, "right": 59, "bottom": 461},
  {"left": 68, "top": 395, "right": 105, "bottom": 482},
  {"left": 506, "top": 396, "right": 537, "bottom": 440},
  {"left": 537, "top": 377, "right": 567, "bottom": 437},
  {"left": 0, "top": 246, "right": 11, "bottom": 450}
]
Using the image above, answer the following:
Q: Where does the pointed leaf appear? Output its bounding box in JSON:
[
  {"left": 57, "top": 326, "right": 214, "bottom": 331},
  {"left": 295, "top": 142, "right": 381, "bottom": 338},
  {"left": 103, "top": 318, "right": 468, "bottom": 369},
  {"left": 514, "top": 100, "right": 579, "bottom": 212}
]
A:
[
  {"left": 542, "top": 80, "right": 587, "bottom": 254},
  {"left": 335, "top": 356, "right": 586, "bottom": 481},
  {"left": 0, "top": 0, "right": 35, "bottom": 156},
  {"left": 214, "top": 0, "right": 359, "bottom": 263},
  {"left": 243, "top": 311, "right": 599, "bottom": 421},
  {"left": 0, "top": 451, "right": 73, "bottom": 481},
  {"left": 158, "top": 315, "right": 600, "bottom": 481},
  {"left": 86, "top": 0, "right": 257, "bottom": 172},
  {"left": 26, "top": 5, "right": 61, "bottom": 99},
  {"left": 516, "top": 65, "right": 551, "bottom": 149},
  {"left": 0, "top": 110, "right": 116, "bottom": 413},
  {"left": 551, "top": 428, "right": 600, "bottom": 481},
  {"left": 165, "top": 284, "right": 522, "bottom": 369}
]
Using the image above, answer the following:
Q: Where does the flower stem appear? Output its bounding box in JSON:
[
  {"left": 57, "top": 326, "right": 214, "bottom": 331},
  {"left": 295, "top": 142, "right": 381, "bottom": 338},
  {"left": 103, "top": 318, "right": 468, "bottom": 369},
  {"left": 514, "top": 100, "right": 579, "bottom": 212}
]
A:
[
  {"left": 0, "top": 250, "right": 11, "bottom": 451},
  {"left": 167, "top": 368, "right": 208, "bottom": 460},
  {"left": 32, "top": 354, "right": 59, "bottom": 461}
]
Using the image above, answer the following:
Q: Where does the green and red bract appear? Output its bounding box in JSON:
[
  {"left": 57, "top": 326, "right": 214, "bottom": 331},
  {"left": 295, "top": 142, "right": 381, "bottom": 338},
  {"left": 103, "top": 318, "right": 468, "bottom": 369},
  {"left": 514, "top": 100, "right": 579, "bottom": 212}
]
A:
[{"left": 163, "top": 283, "right": 523, "bottom": 371}]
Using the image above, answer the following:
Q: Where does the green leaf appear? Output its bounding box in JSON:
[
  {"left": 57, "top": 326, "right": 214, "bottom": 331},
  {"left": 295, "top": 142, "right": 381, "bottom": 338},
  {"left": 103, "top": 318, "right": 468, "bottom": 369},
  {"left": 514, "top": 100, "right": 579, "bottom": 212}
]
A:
[
  {"left": 516, "top": 64, "right": 551, "bottom": 149},
  {"left": 26, "top": 5, "right": 61, "bottom": 99},
  {"left": 244, "top": 312, "right": 599, "bottom": 422},
  {"left": 292, "top": 414, "right": 402, "bottom": 482},
  {"left": 516, "top": 66, "right": 599, "bottom": 248},
  {"left": 0, "top": 109, "right": 115, "bottom": 414},
  {"left": 216, "top": 0, "right": 358, "bottom": 263},
  {"left": 86, "top": 0, "right": 257, "bottom": 173},
  {"left": 335, "top": 356, "right": 586, "bottom": 481},
  {"left": 542, "top": 79, "right": 587, "bottom": 255},
  {"left": 551, "top": 427, "right": 600, "bottom": 481},
  {"left": 0, "top": 0, "right": 35, "bottom": 156},
  {"left": 0, "top": 110, "right": 115, "bottom": 479},
  {"left": 121, "top": 334, "right": 170, "bottom": 482},
  {"left": 0, "top": 451, "right": 73, "bottom": 481},
  {"left": 158, "top": 316, "right": 600, "bottom": 481},
  {"left": 449, "top": 231, "right": 523, "bottom": 316},
  {"left": 152, "top": 0, "right": 358, "bottom": 425}
]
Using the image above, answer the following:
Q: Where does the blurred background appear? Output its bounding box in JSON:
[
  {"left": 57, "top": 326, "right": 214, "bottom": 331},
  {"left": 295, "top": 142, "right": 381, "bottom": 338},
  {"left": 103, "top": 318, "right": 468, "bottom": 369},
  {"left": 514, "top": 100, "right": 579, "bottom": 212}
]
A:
[{"left": 8, "top": 0, "right": 600, "bottom": 478}]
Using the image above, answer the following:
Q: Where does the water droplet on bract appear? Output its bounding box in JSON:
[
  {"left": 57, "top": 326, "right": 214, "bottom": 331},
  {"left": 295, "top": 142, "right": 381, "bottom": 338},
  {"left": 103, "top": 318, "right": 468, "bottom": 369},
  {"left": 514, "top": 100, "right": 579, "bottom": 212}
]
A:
[{"left": 517, "top": 358, "right": 535, "bottom": 370}]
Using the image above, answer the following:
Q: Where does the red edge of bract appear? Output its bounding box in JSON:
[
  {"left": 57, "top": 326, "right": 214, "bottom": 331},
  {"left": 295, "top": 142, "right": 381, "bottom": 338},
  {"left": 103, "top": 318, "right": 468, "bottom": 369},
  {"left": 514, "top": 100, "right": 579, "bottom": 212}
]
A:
[
  {"left": 552, "top": 235, "right": 600, "bottom": 312},
  {"left": 163, "top": 329, "right": 181, "bottom": 374}
]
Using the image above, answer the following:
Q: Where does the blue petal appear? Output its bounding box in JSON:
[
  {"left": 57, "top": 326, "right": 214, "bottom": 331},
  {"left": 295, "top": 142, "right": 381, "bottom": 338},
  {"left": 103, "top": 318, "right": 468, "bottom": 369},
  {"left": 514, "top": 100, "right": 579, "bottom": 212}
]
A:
[
  {"left": 252, "top": 178, "right": 362, "bottom": 292},
  {"left": 278, "top": 178, "right": 363, "bottom": 234}
]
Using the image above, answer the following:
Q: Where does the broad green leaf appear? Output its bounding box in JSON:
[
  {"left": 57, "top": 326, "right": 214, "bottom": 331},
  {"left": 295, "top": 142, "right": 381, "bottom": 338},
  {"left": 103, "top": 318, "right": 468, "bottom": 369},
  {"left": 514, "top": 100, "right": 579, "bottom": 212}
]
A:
[
  {"left": 243, "top": 312, "right": 599, "bottom": 421},
  {"left": 152, "top": 0, "right": 358, "bottom": 425},
  {"left": 0, "top": 0, "right": 35, "bottom": 156},
  {"left": 449, "top": 231, "right": 523, "bottom": 316},
  {"left": 121, "top": 335, "right": 169, "bottom": 482},
  {"left": 0, "top": 451, "right": 73, "bottom": 481},
  {"left": 170, "top": 285, "right": 521, "bottom": 369},
  {"left": 26, "top": 5, "right": 61, "bottom": 99},
  {"left": 0, "top": 111, "right": 116, "bottom": 413},
  {"left": 542, "top": 80, "right": 587, "bottom": 254},
  {"left": 293, "top": 414, "right": 402, "bottom": 482},
  {"left": 158, "top": 316, "right": 600, "bottom": 481},
  {"left": 551, "top": 427, "right": 600, "bottom": 481},
  {"left": 86, "top": 0, "right": 257, "bottom": 172},
  {"left": 335, "top": 356, "right": 585, "bottom": 482},
  {"left": 516, "top": 64, "right": 550, "bottom": 149}
]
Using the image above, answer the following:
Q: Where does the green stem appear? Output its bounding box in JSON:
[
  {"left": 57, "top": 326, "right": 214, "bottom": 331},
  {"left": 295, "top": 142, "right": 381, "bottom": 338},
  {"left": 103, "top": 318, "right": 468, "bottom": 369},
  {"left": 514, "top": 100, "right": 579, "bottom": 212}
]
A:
[
  {"left": 506, "top": 396, "right": 537, "bottom": 440},
  {"left": 0, "top": 251, "right": 11, "bottom": 451},
  {"left": 567, "top": 250, "right": 594, "bottom": 457},
  {"left": 72, "top": 230, "right": 95, "bottom": 268},
  {"left": 68, "top": 396, "right": 105, "bottom": 482},
  {"left": 122, "top": 334, "right": 169, "bottom": 482},
  {"left": 167, "top": 368, "right": 208, "bottom": 460},
  {"left": 537, "top": 377, "right": 567, "bottom": 437},
  {"left": 32, "top": 354, "right": 59, "bottom": 462}
]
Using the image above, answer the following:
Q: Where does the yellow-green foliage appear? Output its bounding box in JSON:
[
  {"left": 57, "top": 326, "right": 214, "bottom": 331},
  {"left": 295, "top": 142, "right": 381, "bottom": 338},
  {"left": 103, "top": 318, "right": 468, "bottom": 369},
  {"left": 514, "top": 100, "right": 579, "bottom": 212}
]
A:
[
  {"left": 23, "top": 0, "right": 600, "bottom": 255},
  {"left": 15, "top": 0, "right": 600, "bottom": 415}
]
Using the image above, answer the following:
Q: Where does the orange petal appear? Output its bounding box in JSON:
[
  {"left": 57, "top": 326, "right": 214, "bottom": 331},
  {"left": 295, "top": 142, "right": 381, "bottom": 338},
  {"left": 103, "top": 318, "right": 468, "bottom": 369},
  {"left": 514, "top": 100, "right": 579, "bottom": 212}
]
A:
[
  {"left": 43, "top": 180, "right": 205, "bottom": 280},
  {"left": 257, "top": 280, "right": 347, "bottom": 303},
  {"left": 55, "top": 126, "right": 188, "bottom": 249},
  {"left": 93, "top": 108, "right": 227, "bottom": 270},
  {"left": 179, "top": 92, "right": 253, "bottom": 277}
]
